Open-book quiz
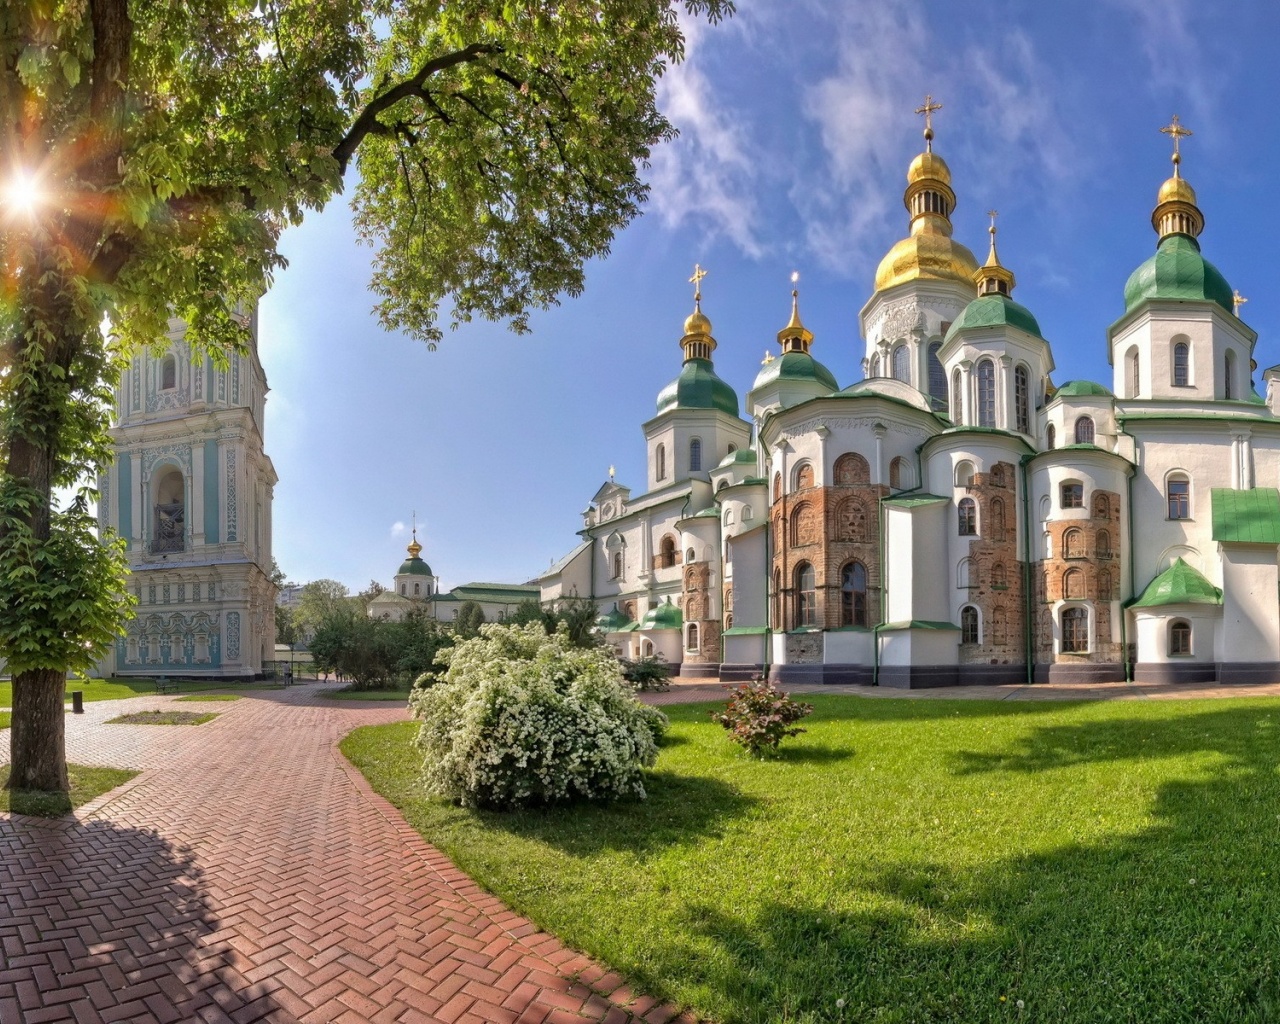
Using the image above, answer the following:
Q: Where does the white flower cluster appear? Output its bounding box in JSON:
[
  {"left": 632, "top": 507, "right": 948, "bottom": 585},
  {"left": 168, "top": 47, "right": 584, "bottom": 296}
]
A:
[{"left": 411, "top": 623, "right": 668, "bottom": 809}]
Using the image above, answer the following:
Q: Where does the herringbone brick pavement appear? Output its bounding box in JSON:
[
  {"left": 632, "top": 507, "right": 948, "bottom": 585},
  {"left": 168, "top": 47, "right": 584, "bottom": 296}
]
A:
[{"left": 0, "top": 686, "right": 694, "bottom": 1024}]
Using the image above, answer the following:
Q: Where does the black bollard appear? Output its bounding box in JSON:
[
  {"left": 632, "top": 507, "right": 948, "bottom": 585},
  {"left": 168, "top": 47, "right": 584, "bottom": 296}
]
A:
[{"left": 71, "top": 690, "right": 84, "bottom": 714}]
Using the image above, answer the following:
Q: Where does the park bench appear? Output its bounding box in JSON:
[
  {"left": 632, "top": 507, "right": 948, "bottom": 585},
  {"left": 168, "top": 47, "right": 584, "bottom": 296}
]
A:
[{"left": 153, "top": 677, "right": 179, "bottom": 694}]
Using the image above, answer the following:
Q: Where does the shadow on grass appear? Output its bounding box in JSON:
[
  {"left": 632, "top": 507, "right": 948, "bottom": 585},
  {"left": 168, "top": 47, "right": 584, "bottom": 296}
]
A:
[
  {"left": 655, "top": 704, "right": 1280, "bottom": 1023},
  {"left": 773, "top": 743, "right": 854, "bottom": 765},
  {"left": 478, "top": 767, "right": 757, "bottom": 858}
]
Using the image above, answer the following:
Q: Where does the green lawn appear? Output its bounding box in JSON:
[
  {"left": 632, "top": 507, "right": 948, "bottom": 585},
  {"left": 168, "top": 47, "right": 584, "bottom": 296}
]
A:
[
  {"left": 343, "top": 695, "right": 1280, "bottom": 1024},
  {"left": 323, "top": 687, "right": 412, "bottom": 702},
  {"left": 0, "top": 711, "right": 8, "bottom": 730},
  {"left": 0, "top": 677, "right": 276, "bottom": 707},
  {"left": 1, "top": 764, "right": 137, "bottom": 817},
  {"left": 107, "top": 710, "right": 217, "bottom": 725}
]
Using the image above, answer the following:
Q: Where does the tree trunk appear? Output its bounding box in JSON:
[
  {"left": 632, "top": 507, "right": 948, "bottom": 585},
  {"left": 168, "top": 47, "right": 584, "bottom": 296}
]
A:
[{"left": 7, "top": 668, "right": 69, "bottom": 793}]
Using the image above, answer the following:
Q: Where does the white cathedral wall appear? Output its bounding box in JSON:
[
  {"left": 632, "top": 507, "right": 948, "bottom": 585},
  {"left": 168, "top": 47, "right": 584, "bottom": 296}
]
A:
[
  {"left": 1220, "top": 546, "right": 1280, "bottom": 664},
  {"left": 1134, "top": 607, "right": 1219, "bottom": 665},
  {"left": 1111, "top": 304, "right": 1254, "bottom": 402}
]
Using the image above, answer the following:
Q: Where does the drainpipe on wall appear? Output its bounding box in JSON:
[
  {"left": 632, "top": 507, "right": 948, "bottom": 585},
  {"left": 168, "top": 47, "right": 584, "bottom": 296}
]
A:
[
  {"left": 1019, "top": 453, "right": 1036, "bottom": 685},
  {"left": 1123, "top": 432, "right": 1137, "bottom": 682}
]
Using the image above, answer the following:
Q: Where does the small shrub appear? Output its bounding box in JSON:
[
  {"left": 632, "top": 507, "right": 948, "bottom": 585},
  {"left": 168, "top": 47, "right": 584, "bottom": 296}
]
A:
[
  {"left": 619, "top": 653, "right": 672, "bottom": 691},
  {"left": 711, "top": 678, "right": 813, "bottom": 756},
  {"left": 412, "top": 622, "right": 668, "bottom": 808}
]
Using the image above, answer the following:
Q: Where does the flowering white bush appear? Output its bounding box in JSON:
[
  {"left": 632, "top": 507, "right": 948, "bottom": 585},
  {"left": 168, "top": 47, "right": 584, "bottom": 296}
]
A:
[{"left": 411, "top": 622, "right": 668, "bottom": 808}]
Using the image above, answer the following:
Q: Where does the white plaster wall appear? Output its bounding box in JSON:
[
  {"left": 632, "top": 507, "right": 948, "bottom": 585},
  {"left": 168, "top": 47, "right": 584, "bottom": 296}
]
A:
[
  {"left": 727, "top": 528, "right": 768, "bottom": 630},
  {"left": 1220, "top": 546, "right": 1280, "bottom": 663},
  {"left": 723, "top": 632, "right": 767, "bottom": 666},
  {"left": 1133, "top": 607, "right": 1219, "bottom": 664},
  {"left": 1111, "top": 304, "right": 1254, "bottom": 401},
  {"left": 825, "top": 630, "right": 872, "bottom": 663}
]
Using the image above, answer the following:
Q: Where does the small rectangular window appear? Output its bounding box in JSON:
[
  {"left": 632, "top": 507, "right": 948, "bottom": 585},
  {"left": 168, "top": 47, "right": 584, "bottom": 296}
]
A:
[
  {"left": 1061, "top": 483, "right": 1084, "bottom": 509},
  {"left": 1167, "top": 480, "right": 1190, "bottom": 520}
]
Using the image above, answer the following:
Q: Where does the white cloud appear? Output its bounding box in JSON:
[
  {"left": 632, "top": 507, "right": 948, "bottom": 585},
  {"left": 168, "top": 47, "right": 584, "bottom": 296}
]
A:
[
  {"left": 390, "top": 521, "right": 406, "bottom": 537},
  {"left": 647, "top": 11, "right": 764, "bottom": 258},
  {"left": 1106, "top": 0, "right": 1216, "bottom": 129}
]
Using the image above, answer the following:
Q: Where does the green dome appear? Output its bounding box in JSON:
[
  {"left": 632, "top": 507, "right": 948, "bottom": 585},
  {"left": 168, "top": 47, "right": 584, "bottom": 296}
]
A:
[
  {"left": 717, "top": 448, "right": 758, "bottom": 469},
  {"left": 398, "top": 556, "right": 433, "bottom": 577},
  {"left": 596, "top": 604, "right": 633, "bottom": 631},
  {"left": 944, "top": 294, "right": 1043, "bottom": 341},
  {"left": 640, "top": 598, "right": 683, "bottom": 630},
  {"left": 1132, "top": 558, "right": 1222, "bottom": 609},
  {"left": 656, "top": 358, "right": 739, "bottom": 416},
  {"left": 1053, "top": 380, "right": 1114, "bottom": 398},
  {"left": 751, "top": 351, "right": 839, "bottom": 393},
  {"left": 1123, "top": 234, "right": 1233, "bottom": 315}
]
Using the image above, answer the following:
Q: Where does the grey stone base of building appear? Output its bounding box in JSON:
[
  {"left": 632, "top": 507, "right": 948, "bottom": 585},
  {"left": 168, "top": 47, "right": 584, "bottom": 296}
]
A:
[
  {"left": 1133, "top": 661, "right": 1217, "bottom": 685},
  {"left": 719, "top": 663, "right": 765, "bottom": 682},
  {"left": 679, "top": 662, "right": 720, "bottom": 679},
  {"left": 769, "top": 663, "right": 875, "bottom": 687},
  {"left": 1034, "top": 662, "right": 1126, "bottom": 684},
  {"left": 877, "top": 665, "right": 960, "bottom": 689},
  {"left": 1217, "top": 662, "right": 1280, "bottom": 685},
  {"left": 957, "top": 663, "right": 1029, "bottom": 686}
]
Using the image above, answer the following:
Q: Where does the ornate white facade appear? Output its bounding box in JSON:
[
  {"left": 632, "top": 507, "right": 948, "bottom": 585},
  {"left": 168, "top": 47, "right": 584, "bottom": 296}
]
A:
[
  {"left": 541, "top": 120, "right": 1280, "bottom": 687},
  {"left": 97, "top": 308, "right": 277, "bottom": 677}
]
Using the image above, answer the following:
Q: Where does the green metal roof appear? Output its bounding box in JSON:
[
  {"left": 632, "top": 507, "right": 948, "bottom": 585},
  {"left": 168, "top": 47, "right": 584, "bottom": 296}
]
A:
[
  {"left": 398, "top": 556, "right": 433, "bottom": 577},
  {"left": 944, "top": 294, "right": 1043, "bottom": 341},
  {"left": 1053, "top": 380, "right": 1114, "bottom": 398},
  {"left": 596, "top": 604, "right": 633, "bottom": 631},
  {"left": 881, "top": 619, "right": 962, "bottom": 631},
  {"left": 1123, "top": 234, "right": 1233, "bottom": 315},
  {"left": 656, "top": 358, "right": 739, "bottom": 416},
  {"left": 883, "top": 493, "right": 950, "bottom": 508},
  {"left": 722, "top": 625, "right": 770, "bottom": 636},
  {"left": 640, "top": 598, "right": 683, "bottom": 630},
  {"left": 751, "top": 350, "right": 839, "bottom": 393},
  {"left": 1131, "top": 558, "right": 1222, "bottom": 608},
  {"left": 717, "top": 448, "right": 758, "bottom": 469},
  {"left": 1211, "top": 487, "right": 1280, "bottom": 544}
]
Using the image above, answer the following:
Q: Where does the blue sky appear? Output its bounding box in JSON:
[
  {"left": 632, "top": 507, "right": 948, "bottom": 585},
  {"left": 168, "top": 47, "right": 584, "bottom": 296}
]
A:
[{"left": 260, "top": 0, "right": 1280, "bottom": 593}]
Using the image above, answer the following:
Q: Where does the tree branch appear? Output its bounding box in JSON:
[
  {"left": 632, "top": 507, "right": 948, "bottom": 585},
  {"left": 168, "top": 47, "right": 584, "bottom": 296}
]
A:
[{"left": 333, "top": 42, "right": 500, "bottom": 174}]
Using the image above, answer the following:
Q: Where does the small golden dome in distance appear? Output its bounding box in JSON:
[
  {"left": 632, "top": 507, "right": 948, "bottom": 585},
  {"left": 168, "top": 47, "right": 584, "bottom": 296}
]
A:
[
  {"left": 1157, "top": 175, "right": 1197, "bottom": 206},
  {"left": 684, "top": 307, "right": 712, "bottom": 336},
  {"left": 407, "top": 538, "right": 422, "bottom": 558},
  {"left": 907, "top": 150, "right": 952, "bottom": 186}
]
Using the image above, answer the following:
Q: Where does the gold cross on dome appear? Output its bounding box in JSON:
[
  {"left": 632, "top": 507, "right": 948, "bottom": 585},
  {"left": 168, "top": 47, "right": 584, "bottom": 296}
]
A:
[
  {"left": 1161, "top": 115, "right": 1193, "bottom": 171},
  {"left": 688, "top": 263, "right": 708, "bottom": 302},
  {"left": 915, "top": 94, "right": 942, "bottom": 150},
  {"left": 762, "top": 350, "right": 775, "bottom": 365},
  {"left": 1234, "top": 289, "right": 1248, "bottom": 316}
]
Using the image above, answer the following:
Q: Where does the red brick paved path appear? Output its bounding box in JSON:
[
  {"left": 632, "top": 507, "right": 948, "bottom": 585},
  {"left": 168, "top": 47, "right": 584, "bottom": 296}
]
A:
[{"left": 0, "top": 686, "right": 694, "bottom": 1024}]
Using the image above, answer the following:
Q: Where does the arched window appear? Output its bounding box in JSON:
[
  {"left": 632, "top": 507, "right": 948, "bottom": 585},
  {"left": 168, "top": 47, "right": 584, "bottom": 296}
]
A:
[
  {"left": 1063, "top": 568, "right": 1084, "bottom": 599},
  {"left": 1224, "top": 350, "right": 1236, "bottom": 400},
  {"left": 892, "top": 344, "right": 910, "bottom": 383},
  {"left": 656, "top": 444, "right": 666, "bottom": 481},
  {"left": 837, "top": 498, "right": 868, "bottom": 542},
  {"left": 742, "top": 505, "right": 753, "bottom": 522},
  {"left": 1039, "top": 495, "right": 1051, "bottom": 521},
  {"left": 1015, "top": 365, "right": 1031, "bottom": 434},
  {"left": 889, "top": 456, "right": 909, "bottom": 490},
  {"left": 957, "top": 557, "right": 974, "bottom": 589},
  {"left": 990, "top": 497, "right": 1006, "bottom": 541},
  {"left": 955, "top": 460, "right": 975, "bottom": 488},
  {"left": 1098, "top": 569, "right": 1113, "bottom": 598},
  {"left": 1096, "top": 530, "right": 1112, "bottom": 559},
  {"left": 1127, "top": 347, "right": 1140, "bottom": 398},
  {"left": 795, "top": 562, "right": 816, "bottom": 627},
  {"left": 1173, "top": 341, "right": 1189, "bottom": 387},
  {"left": 1075, "top": 417, "right": 1095, "bottom": 445},
  {"left": 958, "top": 497, "right": 977, "bottom": 536},
  {"left": 160, "top": 354, "right": 177, "bottom": 391},
  {"left": 870, "top": 353, "right": 882, "bottom": 378},
  {"left": 400, "top": 583, "right": 406, "bottom": 595},
  {"left": 834, "top": 452, "right": 870, "bottom": 485},
  {"left": 727, "top": 443, "right": 737, "bottom": 455},
  {"left": 1046, "top": 424, "right": 1056, "bottom": 450},
  {"left": 772, "top": 569, "right": 782, "bottom": 627},
  {"left": 951, "top": 368, "right": 963, "bottom": 422},
  {"left": 961, "top": 606, "right": 979, "bottom": 644},
  {"left": 840, "top": 562, "right": 868, "bottom": 627},
  {"left": 1167, "top": 473, "right": 1190, "bottom": 520},
  {"left": 1061, "top": 606, "right": 1088, "bottom": 652},
  {"left": 790, "top": 502, "right": 814, "bottom": 546},
  {"left": 151, "top": 466, "right": 185, "bottom": 553},
  {"left": 991, "top": 562, "right": 1007, "bottom": 587},
  {"left": 1064, "top": 529, "right": 1084, "bottom": 559},
  {"left": 724, "top": 507, "right": 735, "bottom": 525},
  {"left": 976, "top": 359, "right": 996, "bottom": 427},
  {"left": 689, "top": 438, "right": 702, "bottom": 472},
  {"left": 686, "top": 623, "right": 700, "bottom": 652},
  {"left": 1093, "top": 493, "right": 1110, "bottom": 519},
  {"left": 612, "top": 551, "right": 623, "bottom": 579},
  {"left": 658, "top": 535, "right": 677, "bottom": 568},
  {"left": 794, "top": 462, "right": 814, "bottom": 490},
  {"left": 1061, "top": 481, "right": 1084, "bottom": 508},
  {"left": 413, "top": 582, "right": 420, "bottom": 596},
  {"left": 993, "top": 607, "right": 1008, "bottom": 645},
  {"left": 686, "top": 547, "right": 696, "bottom": 564},
  {"left": 773, "top": 473, "right": 782, "bottom": 502},
  {"left": 1169, "top": 619, "right": 1192, "bottom": 656},
  {"left": 928, "top": 342, "right": 947, "bottom": 407}
]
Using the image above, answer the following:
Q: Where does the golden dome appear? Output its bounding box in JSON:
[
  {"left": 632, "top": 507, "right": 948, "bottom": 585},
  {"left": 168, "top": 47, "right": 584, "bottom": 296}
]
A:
[
  {"left": 1157, "top": 174, "right": 1197, "bottom": 206},
  {"left": 683, "top": 306, "right": 712, "bottom": 336},
  {"left": 407, "top": 536, "right": 423, "bottom": 559},
  {"left": 874, "top": 231, "right": 980, "bottom": 293},
  {"left": 907, "top": 150, "right": 952, "bottom": 186}
]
